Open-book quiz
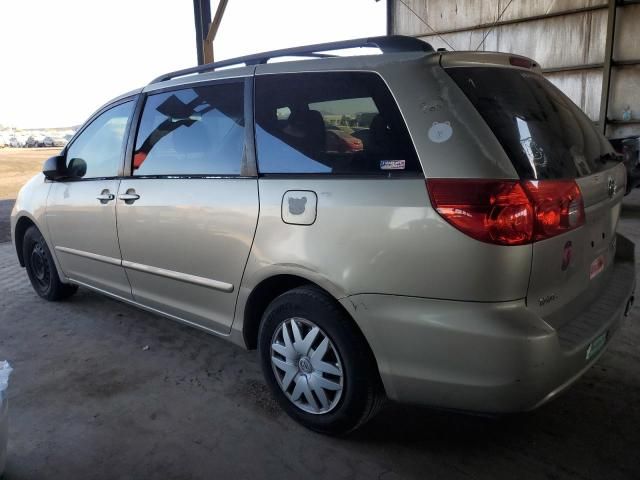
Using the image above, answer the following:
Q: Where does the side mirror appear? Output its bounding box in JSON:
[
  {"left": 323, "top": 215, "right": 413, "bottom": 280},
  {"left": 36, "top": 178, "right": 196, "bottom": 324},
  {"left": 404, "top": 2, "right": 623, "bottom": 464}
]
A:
[
  {"left": 42, "top": 155, "right": 67, "bottom": 181},
  {"left": 67, "top": 158, "right": 87, "bottom": 178}
]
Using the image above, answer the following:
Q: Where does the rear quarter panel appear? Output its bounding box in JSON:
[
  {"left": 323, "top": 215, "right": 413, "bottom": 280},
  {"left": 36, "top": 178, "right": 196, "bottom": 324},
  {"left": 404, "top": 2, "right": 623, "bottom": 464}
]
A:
[{"left": 239, "top": 177, "right": 531, "bottom": 300}]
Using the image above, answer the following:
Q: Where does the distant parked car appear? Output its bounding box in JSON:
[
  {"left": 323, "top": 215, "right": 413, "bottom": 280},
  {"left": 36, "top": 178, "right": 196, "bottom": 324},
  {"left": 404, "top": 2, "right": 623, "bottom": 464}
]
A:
[
  {"left": 9, "top": 137, "right": 20, "bottom": 148},
  {"left": 25, "top": 136, "right": 38, "bottom": 148},
  {"left": 325, "top": 127, "right": 363, "bottom": 153},
  {"left": 41, "top": 137, "right": 54, "bottom": 147}
]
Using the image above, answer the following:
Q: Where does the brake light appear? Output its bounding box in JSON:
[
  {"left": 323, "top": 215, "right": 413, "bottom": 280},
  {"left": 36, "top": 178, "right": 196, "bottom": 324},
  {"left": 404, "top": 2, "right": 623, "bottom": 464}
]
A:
[
  {"left": 427, "top": 179, "right": 585, "bottom": 246},
  {"left": 523, "top": 180, "right": 585, "bottom": 241},
  {"left": 509, "top": 56, "right": 533, "bottom": 69}
]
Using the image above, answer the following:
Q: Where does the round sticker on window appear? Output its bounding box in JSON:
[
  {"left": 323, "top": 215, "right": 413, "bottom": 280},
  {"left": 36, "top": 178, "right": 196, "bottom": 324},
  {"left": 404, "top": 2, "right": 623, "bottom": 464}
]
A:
[{"left": 428, "top": 121, "right": 453, "bottom": 143}]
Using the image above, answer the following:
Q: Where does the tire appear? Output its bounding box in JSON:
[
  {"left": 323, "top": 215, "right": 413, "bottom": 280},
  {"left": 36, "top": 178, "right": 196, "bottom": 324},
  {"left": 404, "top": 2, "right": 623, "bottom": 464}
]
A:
[
  {"left": 258, "top": 286, "right": 384, "bottom": 435},
  {"left": 22, "top": 226, "right": 77, "bottom": 301}
]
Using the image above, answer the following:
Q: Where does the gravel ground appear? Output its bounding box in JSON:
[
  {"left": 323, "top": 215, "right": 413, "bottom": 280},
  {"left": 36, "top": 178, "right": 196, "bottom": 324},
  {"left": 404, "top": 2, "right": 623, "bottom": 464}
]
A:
[
  {"left": 0, "top": 200, "right": 14, "bottom": 243},
  {"left": 0, "top": 191, "right": 638, "bottom": 479}
]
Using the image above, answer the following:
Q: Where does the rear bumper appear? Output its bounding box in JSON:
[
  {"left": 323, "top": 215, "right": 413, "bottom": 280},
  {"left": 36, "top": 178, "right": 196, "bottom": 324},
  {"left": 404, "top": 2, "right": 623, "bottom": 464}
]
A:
[{"left": 340, "top": 234, "right": 635, "bottom": 413}]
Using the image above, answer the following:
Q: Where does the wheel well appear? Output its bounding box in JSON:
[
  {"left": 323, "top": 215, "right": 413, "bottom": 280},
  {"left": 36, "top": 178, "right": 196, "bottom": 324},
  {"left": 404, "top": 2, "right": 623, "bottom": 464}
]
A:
[
  {"left": 243, "top": 275, "right": 369, "bottom": 352},
  {"left": 14, "top": 216, "right": 36, "bottom": 267},
  {"left": 243, "top": 275, "right": 310, "bottom": 349}
]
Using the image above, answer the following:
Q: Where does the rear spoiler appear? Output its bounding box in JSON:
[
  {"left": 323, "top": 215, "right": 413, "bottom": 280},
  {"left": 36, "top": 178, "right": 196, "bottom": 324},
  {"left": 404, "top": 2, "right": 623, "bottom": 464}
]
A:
[{"left": 439, "top": 51, "right": 542, "bottom": 74}]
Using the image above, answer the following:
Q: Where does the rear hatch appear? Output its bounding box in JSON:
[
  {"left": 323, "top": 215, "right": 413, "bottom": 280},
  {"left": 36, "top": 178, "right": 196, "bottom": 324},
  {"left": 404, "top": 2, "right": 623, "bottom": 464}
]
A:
[{"left": 445, "top": 63, "right": 625, "bottom": 329}]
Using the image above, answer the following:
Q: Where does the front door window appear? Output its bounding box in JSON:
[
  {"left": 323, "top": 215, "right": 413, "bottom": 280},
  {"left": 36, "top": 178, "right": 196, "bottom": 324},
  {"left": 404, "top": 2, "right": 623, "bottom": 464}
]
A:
[{"left": 65, "top": 101, "right": 134, "bottom": 179}]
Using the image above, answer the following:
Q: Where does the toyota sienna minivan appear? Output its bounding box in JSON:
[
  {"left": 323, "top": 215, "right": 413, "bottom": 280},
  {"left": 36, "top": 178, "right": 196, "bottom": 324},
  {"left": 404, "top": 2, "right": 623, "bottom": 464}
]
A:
[{"left": 11, "top": 36, "right": 636, "bottom": 434}]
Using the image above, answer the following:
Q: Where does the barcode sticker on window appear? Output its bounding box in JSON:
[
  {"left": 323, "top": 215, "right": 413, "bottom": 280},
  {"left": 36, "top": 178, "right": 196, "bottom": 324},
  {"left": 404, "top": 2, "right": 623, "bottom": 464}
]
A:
[{"left": 380, "top": 160, "right": 406, "bottom": 170}]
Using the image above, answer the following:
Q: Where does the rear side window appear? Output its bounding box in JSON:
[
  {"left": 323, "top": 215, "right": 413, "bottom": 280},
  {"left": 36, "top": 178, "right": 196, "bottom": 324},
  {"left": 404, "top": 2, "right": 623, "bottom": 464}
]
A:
[
  {"left": 133, "top": 81, "right": 244, "bottom": 176},
  {"left": 255, "top": 72, "right": 420, "bottom": 175},
  {"left": 447, "top": 67, "right": 617, "bottom": 179}
]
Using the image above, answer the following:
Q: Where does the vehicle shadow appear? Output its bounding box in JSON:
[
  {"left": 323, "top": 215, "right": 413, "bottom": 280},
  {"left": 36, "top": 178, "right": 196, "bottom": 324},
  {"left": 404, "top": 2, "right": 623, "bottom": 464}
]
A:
[
  {"left": 341, "top": 345, "right": 640, "bottom": 478},
  {"left": 351, "top": 401, "right": 506, "bottom": 444},
  {"left": 0, "top": 199, "right": 15, "bottom": 243},
  {"left": 347, "top": 388, "right": 630, "bottom": 452}
]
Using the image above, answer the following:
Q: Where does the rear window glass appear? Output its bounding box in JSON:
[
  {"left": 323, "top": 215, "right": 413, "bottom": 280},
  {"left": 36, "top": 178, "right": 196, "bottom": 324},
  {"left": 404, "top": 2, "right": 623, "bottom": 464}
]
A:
[
  {"left": 255, "top": 72, "right": 421, "bottom": 175},
  {"left": 447, "top": 67, "right": 618, "bottom": 180}
]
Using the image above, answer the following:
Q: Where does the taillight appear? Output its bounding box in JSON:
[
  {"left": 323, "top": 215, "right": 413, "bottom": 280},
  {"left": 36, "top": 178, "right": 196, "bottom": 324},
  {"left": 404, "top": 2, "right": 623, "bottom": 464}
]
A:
[
  {"left": 427, "top": 179, "right": 585, "bottom": 246},
  {"left": 522, "top": 180, "right": 585, "bottom": 241}
]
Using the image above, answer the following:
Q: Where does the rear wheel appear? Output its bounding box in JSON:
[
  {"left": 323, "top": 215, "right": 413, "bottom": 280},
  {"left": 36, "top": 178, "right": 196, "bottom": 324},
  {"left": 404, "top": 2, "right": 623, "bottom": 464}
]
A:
[
  {"left": 23, "top": 226, "right": 77, "bottom": 301},
  {"left": 258, "top": 286, "right": 383, "bottom": 435}
]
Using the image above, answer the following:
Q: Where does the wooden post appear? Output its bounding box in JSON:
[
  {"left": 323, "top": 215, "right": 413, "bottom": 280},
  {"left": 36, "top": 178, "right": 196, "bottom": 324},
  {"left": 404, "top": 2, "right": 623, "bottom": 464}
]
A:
[
  {"left": 204, "top": 0, "right": 229, "bottom": 64},
  {"left": 193, "top": 0, "right": 212, "bottom": 65}
]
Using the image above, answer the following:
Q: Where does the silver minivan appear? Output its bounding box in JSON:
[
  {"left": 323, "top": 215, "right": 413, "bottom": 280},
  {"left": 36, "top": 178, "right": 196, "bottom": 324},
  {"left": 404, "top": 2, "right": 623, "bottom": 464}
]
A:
[{"left": 11, "top": 36, "right": 636, "bottom": 434}]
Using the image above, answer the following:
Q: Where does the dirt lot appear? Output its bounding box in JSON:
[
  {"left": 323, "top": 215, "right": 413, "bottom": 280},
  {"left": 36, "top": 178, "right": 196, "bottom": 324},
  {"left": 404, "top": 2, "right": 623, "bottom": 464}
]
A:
[
  {"left": 0, "top": 172, "right": 639, "bottom": 478},
  {"left": 0, "top": 148, "right": 55, "bottom": 243},
  {"left": 0, "top": 148, "right": 55, "bottom": 200}
]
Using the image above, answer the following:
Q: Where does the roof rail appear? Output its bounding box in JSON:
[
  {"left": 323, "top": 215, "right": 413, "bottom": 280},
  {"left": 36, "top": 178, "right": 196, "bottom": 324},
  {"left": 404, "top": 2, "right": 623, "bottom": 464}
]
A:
[{"left": 149, "top": 35, "right": 433, "bottom": 84}]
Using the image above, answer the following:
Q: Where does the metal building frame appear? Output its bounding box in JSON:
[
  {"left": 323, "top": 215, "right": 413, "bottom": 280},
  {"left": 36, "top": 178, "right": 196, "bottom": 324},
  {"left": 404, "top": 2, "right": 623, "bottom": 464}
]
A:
[
  {"left": 388, "top": 0, "right": 640, "bottom": 136},
  {"left": 193, "top": 0, "right": 229, "bottom": 65}
]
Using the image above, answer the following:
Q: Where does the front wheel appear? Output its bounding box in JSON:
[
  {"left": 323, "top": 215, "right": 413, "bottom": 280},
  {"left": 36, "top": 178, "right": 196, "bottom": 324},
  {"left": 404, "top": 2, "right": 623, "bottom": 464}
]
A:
[
  {"left": 22, "top": 226, "right": 77, "bottom": 301},
  {"left": 258, "top": 286, "right": 383, "bottom": 435}
]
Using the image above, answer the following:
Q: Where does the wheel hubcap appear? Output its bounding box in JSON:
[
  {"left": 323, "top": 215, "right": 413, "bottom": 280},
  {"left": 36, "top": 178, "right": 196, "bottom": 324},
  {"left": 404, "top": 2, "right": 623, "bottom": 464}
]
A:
[
  {"left": 298, "top": 356, "right": 313, "bottom": 374},
  {"left": 270, "top": 317, "right": 344, "bottom": 414}
]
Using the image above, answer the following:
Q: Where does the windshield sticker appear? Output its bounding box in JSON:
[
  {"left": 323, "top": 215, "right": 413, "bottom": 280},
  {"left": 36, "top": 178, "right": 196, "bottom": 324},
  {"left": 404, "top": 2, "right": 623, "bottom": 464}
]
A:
[
  {"left": 428, "top": 121, "right": 453, "bottom": 143},
  {"left": 380, "top": 160, "right": 406, "bottom": 170}
]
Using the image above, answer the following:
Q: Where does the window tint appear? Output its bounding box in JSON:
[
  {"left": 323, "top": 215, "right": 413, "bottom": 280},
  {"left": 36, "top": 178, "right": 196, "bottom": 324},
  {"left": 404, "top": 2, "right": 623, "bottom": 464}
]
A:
[
  {"left": 447, "top": 67, "right": 618, "bottom": 179},
  {"left": 255, "top": 72, "right": 420, "bottom": 175},
  {"left": 133, "top": 81, "right": 244, "bottom": 176},
  {"left": 65, "top": 101, "right": 133, "bottom": 179}
]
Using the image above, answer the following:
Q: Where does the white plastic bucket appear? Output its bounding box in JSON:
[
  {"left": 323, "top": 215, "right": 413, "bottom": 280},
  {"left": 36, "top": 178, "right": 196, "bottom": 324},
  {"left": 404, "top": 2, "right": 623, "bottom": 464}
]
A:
[{"left": 0, "top": 361, "right": 12, "bottom": 476}]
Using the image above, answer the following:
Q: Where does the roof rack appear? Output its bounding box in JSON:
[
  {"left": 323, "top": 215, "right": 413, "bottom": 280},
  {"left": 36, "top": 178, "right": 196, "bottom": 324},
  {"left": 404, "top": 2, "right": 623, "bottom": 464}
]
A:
[{"left": 149, "top": 35, "right": 433, "bottom": 84}]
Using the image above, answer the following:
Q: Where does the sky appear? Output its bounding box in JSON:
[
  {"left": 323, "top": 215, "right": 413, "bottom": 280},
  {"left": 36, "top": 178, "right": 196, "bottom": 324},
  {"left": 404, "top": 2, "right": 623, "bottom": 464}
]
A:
[{"left": 0, "top": 0, "right": 386, "bottom": 129}]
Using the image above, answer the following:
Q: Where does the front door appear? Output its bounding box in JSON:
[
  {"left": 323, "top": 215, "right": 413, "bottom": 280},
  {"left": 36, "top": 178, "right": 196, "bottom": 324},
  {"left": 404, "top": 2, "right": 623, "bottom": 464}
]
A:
[
  {"left": 116, "top": 79, "right": 258, "bottom": 333},
  {"left": 46, "top": 100, "right": 135, "bottom": 299}
]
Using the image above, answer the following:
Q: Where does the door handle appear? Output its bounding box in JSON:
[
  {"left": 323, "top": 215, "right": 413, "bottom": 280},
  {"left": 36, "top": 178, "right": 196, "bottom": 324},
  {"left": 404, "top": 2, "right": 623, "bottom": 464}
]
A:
[
  {"left": 96, "top": 190, "right": 115, "bottom": 204},
  {"left": 118, "top": 189, "right": 140, "bottom": 204}
]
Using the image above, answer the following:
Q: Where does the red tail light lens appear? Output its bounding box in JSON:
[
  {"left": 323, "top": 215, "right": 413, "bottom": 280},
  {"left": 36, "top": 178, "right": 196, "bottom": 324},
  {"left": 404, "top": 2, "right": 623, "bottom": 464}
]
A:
[
  {"left": 522, "top": 180, "right": 585, "bottom": 241},
  {"left": 427, "top": 179, "right": 585, "bottom": 246},
  {"left": 427, "top": 179, "right": 533, "bottom": 245}
]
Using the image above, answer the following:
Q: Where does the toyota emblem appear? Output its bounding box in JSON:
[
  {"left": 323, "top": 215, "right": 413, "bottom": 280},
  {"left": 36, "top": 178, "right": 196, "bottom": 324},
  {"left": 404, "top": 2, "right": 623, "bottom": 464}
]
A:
[{"left": 607, "top": 176, "right": 617, "bottom": 198}]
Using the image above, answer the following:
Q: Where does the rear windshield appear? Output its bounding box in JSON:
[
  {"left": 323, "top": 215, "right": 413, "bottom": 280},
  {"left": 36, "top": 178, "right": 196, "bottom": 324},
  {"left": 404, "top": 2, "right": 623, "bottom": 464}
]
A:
[{"left": 447, "top": 67, "right": 618, "bottom": 180}]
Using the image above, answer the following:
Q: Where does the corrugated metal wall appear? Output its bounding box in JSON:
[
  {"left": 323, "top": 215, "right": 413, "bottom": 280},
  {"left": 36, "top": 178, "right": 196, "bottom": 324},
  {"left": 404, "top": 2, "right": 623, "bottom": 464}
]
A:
[{"left": 391, "top": 0, "right": 640, "bottom": 139}]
